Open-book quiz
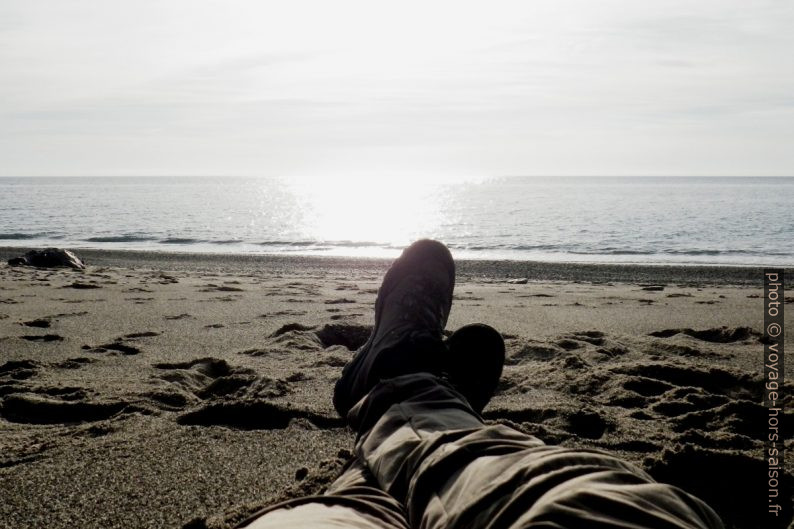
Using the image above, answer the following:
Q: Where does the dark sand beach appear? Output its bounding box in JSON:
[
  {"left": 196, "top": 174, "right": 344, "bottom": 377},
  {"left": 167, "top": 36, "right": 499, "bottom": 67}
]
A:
[{"left": 0, "top": 247, "right": 792, "bottom": 529}]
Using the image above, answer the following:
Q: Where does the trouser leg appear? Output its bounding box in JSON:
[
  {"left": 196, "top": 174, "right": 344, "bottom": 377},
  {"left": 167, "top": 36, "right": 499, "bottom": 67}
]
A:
[
  {"left": 351, "top": 373, "right": 724, "bottom": 529},
  {"left": 239, "top": 458, "right": 409, "bottom": 529}
]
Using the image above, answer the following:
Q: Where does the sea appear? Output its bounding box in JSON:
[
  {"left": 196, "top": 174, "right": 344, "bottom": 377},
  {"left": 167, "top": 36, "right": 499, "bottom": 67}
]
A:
[{"left": 0, "top": 176, "right": 791, "bottom": 266}]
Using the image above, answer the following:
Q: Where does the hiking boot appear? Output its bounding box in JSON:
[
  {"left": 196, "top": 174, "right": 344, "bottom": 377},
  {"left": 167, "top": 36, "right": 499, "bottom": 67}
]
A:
[
  {"left": 444, "top": 323, "right": 505, "bottom": 413},
  {"left": 333, "top": 239, "right": 455, "bottom": 418}
]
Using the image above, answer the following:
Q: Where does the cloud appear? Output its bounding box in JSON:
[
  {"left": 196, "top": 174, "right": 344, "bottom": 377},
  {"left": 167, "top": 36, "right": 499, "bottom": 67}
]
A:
[{"left": 0, "top": 0, "right": 792, "bottom": 176}]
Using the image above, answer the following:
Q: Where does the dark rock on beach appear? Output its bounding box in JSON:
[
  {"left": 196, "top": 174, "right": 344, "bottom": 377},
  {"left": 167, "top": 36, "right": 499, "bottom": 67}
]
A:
[{"left": 7, "top": 248, "right": 85, "bottom": 270}]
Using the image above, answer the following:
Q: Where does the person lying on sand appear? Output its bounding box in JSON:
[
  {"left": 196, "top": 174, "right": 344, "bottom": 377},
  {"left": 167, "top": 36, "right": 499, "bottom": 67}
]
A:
[{"left": 239, "top": 239, "right": 724, "bottom": 529}]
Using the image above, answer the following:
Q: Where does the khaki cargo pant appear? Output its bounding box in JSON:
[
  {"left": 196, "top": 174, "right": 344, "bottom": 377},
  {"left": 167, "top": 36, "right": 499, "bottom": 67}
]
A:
[{"left": 242, "top": 374, "right": 723, "bottom": 529}]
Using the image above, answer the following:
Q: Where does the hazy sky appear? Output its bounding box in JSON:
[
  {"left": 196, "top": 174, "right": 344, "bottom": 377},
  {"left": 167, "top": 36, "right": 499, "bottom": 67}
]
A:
[{"left": 1, "top": 1, "right": 792, "bottom": 178}]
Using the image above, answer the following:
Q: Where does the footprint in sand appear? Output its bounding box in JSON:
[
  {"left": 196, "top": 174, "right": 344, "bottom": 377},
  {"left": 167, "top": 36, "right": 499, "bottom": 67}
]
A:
[
  {"left": 614, "top": 363, "right": 763, "bottom": 404},
  {"left": 283, "top": 282, "right": 321, "bottom": 296},
  {"left": 125, "top": 297, "right": 154, "bottom": 304},
  {"left": 21, "top": 318, "right": 51, "bottom": 328},
  {"left": 0, "top": 394, "right": 131, "bottom": 425},
  {"left": 0, "top": 359, "right": 40, "bottom": 380},
  {"left": 82, "top": 332, "right": 157, "bottom": 355},
  {"left": 62, "top": 282, "right": 102, "bottom": 290},
  {"left": 330, "top": 313, "right": 363, "bottom": 320},
  {"left": 284, "top": 372, "right": 311, "bottom": 383},
  {"left": 646, "top": 342, "right": 723, "bottom": 359},
  {"left": 198, "top": 284, "right": 245, "bottom": 292},
  {"left": 570, "top": 331, "right": 605, "bottom": 346},
  {"left": 259, "top": 309, "right": 307, "bottom": 317},
  {"left": 84, "top": 342, "right": 141, "bottom": 355},
  {"left": 198, "top": 295, "right": 241, "bottom": 303},
  {"left": 123, "top": 331, "right": 161, "bottom": 339},
  {"left": 504, "top": 342, "right": 562, "bottom": 364},
  {"left": 308, "top": 355, "right": 349, "bottom": 368},
  {"left": 164, "top": 313, "right": 193, "bottom": 320},
  {"left": 483, "top": 406, "right": 612, "bottom": 441},
  {"left": 53, "top": 357, "right": 96, "bottom": 369},
  {"left": 325, "top": 298, "right": 356, "bottom": 305},
  {"left": 556, "top": 338, "right": 584, "bottom": 350},
  {"left": 61, "top": 298, "right": 105, "bottom": 304},
  {"left": 0, "top": 362, "right": 132, "bottom": 425},
  {"left": 21, "top": 334, "right": 63, "bottom": 342},
  {"left": 49, "top": 311, "right": 88, "bottom": 318},
  {"left": 238, "top": 322, "right": 370, "bottom": 358},
  {"left": 147, "top": 357, "right": 291, "bottom": 414},
  {"left": 314, "top": 323, "right": 371, "bottom": 350},
  {"left": 153, "top": 273, "right": 179, "bottom": 285},
  {"left": 648, "top": 326, "right": 757, "bottom": 343},
  {"left": 152, "top": 357, "right": 255, "bottom": 401}
]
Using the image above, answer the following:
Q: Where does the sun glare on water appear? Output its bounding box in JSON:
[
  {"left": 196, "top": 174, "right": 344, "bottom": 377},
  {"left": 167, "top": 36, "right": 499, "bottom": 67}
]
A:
[{"left": 282, "top": 177, "right": 453, "bottom": 255}]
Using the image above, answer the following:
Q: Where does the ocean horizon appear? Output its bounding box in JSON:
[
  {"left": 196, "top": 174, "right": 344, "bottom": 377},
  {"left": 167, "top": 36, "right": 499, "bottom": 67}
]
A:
[{"left": 1, "top": 176, "right": 792, "bottom": 266}]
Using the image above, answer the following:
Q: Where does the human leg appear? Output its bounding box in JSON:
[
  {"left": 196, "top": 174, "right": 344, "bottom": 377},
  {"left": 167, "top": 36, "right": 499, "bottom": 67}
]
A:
[
  {"left": 245, "top": 237, "right": 724, "bottom": 529},
  {"left": 238, "top": 458, "right": 409, "bottom": 529},
  {"left": 239, "top": 240, "right": 453, "bottom": 529},
  {"left": 351, "top": 373, "right": 724, "bottom": 529},
  {"left": 332, "top": 239, "right": 723, "bottom": 529},
  {"left": 237, "top": 322, "right": 502, "bottom": 529}
]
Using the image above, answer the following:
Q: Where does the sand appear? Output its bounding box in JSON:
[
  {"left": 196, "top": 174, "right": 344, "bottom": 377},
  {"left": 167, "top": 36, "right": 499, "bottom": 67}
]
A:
[{"left": 0, "top": 247, "right": 791, "bottom": 529}]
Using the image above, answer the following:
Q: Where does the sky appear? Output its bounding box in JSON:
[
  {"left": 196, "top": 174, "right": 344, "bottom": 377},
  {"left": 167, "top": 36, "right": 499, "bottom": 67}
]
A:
[{"left": 1, "top": 0, "right": 793, "bottom": 178}]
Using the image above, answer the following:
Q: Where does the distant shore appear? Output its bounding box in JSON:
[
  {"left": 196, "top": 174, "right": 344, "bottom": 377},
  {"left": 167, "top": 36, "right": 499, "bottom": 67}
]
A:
[{"left": 1, "top": 246, "right": 789, "bottom": 286}]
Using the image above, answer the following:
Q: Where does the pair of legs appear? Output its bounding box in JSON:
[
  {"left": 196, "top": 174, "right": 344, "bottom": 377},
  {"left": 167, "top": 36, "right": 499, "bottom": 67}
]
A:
[{"left": 242, "top": 241, "right": 723, "bottom": 529}]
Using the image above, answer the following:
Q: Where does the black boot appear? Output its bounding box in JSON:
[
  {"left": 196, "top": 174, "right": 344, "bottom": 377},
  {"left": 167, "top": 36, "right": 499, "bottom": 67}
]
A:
[
  {"left": 333, "top": 239, "right": 455, "bottom": 418},
  {"left": 444, "top": 323, "right": 504, "bottom": 414}
]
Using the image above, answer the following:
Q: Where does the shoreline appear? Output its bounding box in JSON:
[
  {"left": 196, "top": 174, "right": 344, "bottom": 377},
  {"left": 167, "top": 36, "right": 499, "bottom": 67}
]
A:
[{"left": 1, "top": 245, "right": 790, "bottom": 286}]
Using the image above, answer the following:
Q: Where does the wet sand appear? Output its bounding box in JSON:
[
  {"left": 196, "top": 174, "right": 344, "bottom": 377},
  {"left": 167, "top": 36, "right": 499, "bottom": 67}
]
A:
[{"left": 0, "top": 248, "right": 792, "bottom": 528}]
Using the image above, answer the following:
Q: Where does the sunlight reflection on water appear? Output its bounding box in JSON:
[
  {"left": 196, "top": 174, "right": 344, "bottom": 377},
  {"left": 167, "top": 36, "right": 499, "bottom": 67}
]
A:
[
  {"left": 0, "top": 176, "right": 792, "bottom": 265},
  {"left": 284, "top": 178, "right": 449, "bottom": 251}
]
